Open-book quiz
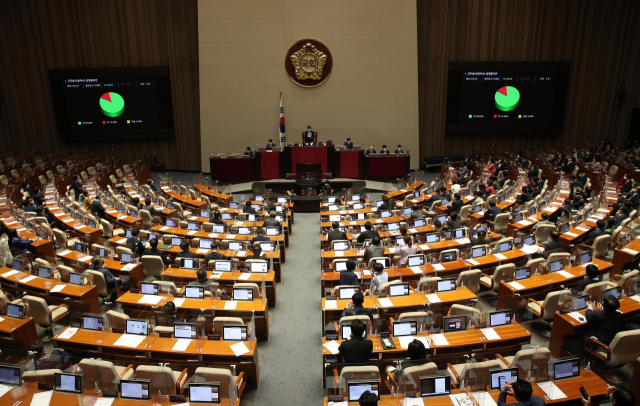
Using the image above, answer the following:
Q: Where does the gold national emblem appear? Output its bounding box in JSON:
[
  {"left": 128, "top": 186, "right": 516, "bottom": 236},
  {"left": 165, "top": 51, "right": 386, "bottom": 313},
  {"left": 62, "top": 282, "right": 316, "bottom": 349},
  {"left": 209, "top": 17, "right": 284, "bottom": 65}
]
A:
[{"left": 290, "top": 43, "right": 327, "bottom": 81}]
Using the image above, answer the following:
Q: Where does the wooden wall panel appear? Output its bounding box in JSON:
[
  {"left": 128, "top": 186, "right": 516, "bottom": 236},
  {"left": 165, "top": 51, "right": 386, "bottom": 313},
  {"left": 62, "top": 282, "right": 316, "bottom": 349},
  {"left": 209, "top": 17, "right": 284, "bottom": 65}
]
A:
[
  {"left": 417, "top": 0, "right": 640, "bottom": 161},
  {"left": 0, "top": 0, "right": 200, "bottom": 171}
]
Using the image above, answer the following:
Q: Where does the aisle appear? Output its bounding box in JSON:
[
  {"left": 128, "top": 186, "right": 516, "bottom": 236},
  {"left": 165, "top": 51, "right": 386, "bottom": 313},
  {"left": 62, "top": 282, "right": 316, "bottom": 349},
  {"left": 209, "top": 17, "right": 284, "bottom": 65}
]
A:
[{"left": 253, "top": 212, "right": 324, "bottom": 404}]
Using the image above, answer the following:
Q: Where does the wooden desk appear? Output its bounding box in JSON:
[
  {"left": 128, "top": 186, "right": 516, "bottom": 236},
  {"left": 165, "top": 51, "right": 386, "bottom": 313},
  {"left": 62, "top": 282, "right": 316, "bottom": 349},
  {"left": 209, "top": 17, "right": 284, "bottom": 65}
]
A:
[
  {"left": 611, "top": 238, "right": 640, "bottom": 278},
  {"left": 0, "top": 266, "right": 101, "bottom": 313},
  {"left": 194, "top": 184, "right": 233, "bottom": 206},
  {"left": 548, "top": 295, "right": 640, "bottom": 356},
  {"left": 159, "top": 185, "right": 207, "bottom": 211},
  {"left": 630, "top": 358, "right": 640, "bottom": 404},
  {"left": 183, "top": 214, "right": 290, "bottom": 246},
  {"left": 52, "top": 326, "right": 261, "bottom": 388},
  {"left": 44, "top": 203, "right": 102, "bottom": 245},
  {"left": 0, "top": 314, "right": 38, "bottom": 350},
  {"left": 382, "top": 182, "right": 423, "bottom": 201},
  {"left": 124, "top": 184, "right": 178, "bottom": 218},
  {"left": 0, "top": 214, "right": 55, "bottom": 261},
  {"left": 55, "top": 249, "right": 145, "bottom": 288},
  {"left": 116, "top": 291, "right": 270, "bottom": 340},
  {"left": 160, "top": 267, "right": 277, "bottom": 307}
]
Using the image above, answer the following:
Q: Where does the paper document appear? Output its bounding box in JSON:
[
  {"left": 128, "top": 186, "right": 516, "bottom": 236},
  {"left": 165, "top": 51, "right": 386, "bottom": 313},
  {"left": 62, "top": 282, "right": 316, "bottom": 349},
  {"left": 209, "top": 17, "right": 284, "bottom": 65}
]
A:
[
  {"left": 30, "top": 390, "right": 53, "bottom": 406},
  {"left": 455, "top": 238, "right": 471, "bottom": 244},
  {"left": 520, "top": 245, "right": 542, "bottom": 254},
  {"left": 187, "top": 230, "right": 197, "bottom": 236},
  {"left": 224, "top": 301, "right": 238, "bottom": 310},
  {"left": 470, "top": 392, "right": 498, "bottom": 406},
  {"left": 196, "top": 248, "right": 208, "bottom": 254},
  {"left": 0, "top": 384, "right": 12, "bottom": 399},
  {"left": 362, "top": 270, "right": 372, "bottom": 276},
  {"left": 576, "top": 227, "right": 590, "bottom": 232},
  {"left": 481, "top": 328, "right": 501, "bottom": 340},
  {"left": 1, "top": 270, "right": 19, "bottom": 278},
  {"left": 467, "top": 259, "right": 480, "bottom": 265},
  {"left": 94, "top": 398, "right": 117, "bottom": 406},
  {"left": 118, "top": 238, "right": 128, "bottom": 244},
  {"left": 235, "top": 249, "right": 245, "bottom": 256},
  {"left": 138, "top": 295, "right": 162, "bottom": 305},
  {"left": 567, "top": 312, "right": 586, "bottom": 323},
  {"left": 537, "top": 381, "right": 567, "bottom": 400},
  {"left": 57, "top": 327, "right": 79, "bottom": 340},
  {"left": 210, "top": 272, "right": 223, "bottom": 279},
  {"left": 121, "top": 263, "right": 136, "bottom": 271},
  {"left": 623, "top": 248, "right": 639, "bottom": 255},
  {"left": 323, "top": 340, "right": 340, "bottom": 354},
  {"left": 172, "top": 338, "right": 192, "bottom": 352},
  {"left": 58, "top": 250, "right": 72, "bottom": 256},
  {"left": 113, "top": 334, "right": 146, "bottom": 349},
  {"left": 432, "top": 264, "right": 445, "bottom": 271},
  {"left": 63, "top": 218, "right": 73, "bottom": 223},
  {"left": 563, "top": 232, "right": 578, "bottom": 237},
  {"left": 334, "top": 251, "right": 344, "bottom": 257},
  {"left": 78, "top": 255, "right": 93, "bottom": 262},
  {"left": 426, "top": 294, "right": 441, "bottom": 303},
  {"left": 543, "top": 207, "right": 555, "bottom": 212},
  {"left": 508, "top": 281, "right": 525, "bottom": 290},
  {"left": 226, "top": 234, "right": 237, "bottom": 239},
  {"left": 629, "top": 295, "right": 640, "bottom": 303},
  {"left": 237, "top": 273, "right": 252, "bottom": 280},
  {"left": 173, "top": 298, "right": 186, "bottom": 307},
  {"left": 556, "top": 270, "right": 573, "bottom": 278},
  {"left": 159, "top": 226, "right": 170, "bottom": 231},
  {"left": 378, "top": 298, "right": 394, "bottom": 307},
  {"left": 431, "top": 333, "right": 449, "bottom": 346},
  {"left": 399, "top": 336, "right": 429, "bottom": 349},
  {"left": 230, "top": 342, "right": 250, "bottom": 356},
  {"left": 409, "top": 228, "right": 418, "bottom": 233},
  {"left": 324, "top": 300, "right": 337, "bottom": 310},
  {"left": 419, "top": 244, "right": 430, "bottom": 250},
  {"left": 409, "top": 266, "right": 423, "bottom": 274},
  {"left": 19, "top": 275, "right": 37, "bottom": 283},
  {"left": 50, "top": 284, "right": 66, "bottom": 293},
  {"left": 493, "top": 253, "right": 507, "bottom": 260},
  {"left": 517, "top": 220, "right": 533, "bottom": 226}
]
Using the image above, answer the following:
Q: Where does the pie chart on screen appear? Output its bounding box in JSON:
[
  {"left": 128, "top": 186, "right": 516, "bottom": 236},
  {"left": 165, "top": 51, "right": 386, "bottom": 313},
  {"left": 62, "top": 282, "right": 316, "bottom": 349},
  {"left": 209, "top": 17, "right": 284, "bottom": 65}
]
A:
[
  {"left": 100, "top": 92, "right": 125, "bottom": 117},
  {"left": 494, "top": 86, "right": 520, "bottom": 111}
]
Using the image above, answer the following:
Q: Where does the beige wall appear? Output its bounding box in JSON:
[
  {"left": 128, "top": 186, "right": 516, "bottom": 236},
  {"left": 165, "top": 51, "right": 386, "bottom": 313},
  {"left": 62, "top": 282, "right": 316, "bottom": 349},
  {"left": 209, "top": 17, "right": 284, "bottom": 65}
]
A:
[{"left": 198, "top": 0, "right": 419, "bottom": 173}]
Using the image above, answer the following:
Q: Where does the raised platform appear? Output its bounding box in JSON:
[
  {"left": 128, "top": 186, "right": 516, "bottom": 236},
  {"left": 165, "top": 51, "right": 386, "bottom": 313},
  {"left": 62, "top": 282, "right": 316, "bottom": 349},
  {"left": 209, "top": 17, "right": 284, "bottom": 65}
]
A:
[{"left": 251, "top": 180, "right": 368, "bottom": 212}]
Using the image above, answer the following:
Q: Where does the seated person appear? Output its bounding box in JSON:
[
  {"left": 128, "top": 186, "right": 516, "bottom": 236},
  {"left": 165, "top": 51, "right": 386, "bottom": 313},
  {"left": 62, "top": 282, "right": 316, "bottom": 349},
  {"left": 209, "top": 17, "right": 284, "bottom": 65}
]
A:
[
  {"left": 410, "top": 204, "right": 424, "bottom": 220},
  {"left": 176, "top": 240, "right": 195, "bottom": 259},
  {"left": 342, "top": 291, "right": 372, "bottom": 317},
  {"left": 483, "top": 200, "right": 502, "bottom": 221},
  {"left": 365, "top": 144, "right": 376, "bottom": 155},
  {"left": 142, "top": 238, "right": 170, "bottom": 265},
  {"left": 512, "top": 199, "right": 526, "bottom": 214},
  {"left": 90, "top": 255, "right": 130, "bottom": 298},
  {"left": 266, "top": 138, "right": 275, "bottom": 150},
  {"left": 246, "top": 245, "right": 267, "bottom": 260},
  {"left": 35, "top": 205, "right": 54, "bottom": 224},
  {"left": 380, "top": 196, "right": 393, "bottom": 211},
  {"left": 243, "top": 200, "right": 257, "bottom": 214},
  {"left": 584, "top": 220, "right": 607, "bottom": 246},
  {"left": 389, "top": 339, "right": 431, "bottom": 383},
  {"left": 328, "top": 222, "right": 348, "bottom": 244},
  {"left": 303, "top": 125, "right": 316, "bottom": 145},
  {"left": 244, "top": 147, "right": 254, "bottom": 158},
  {"left": 22, "top": 197, "right": 36, "bottom": 213},
  {"left": 344, "top": 138, "right": 354, "bottom": 150},
  {"left": 357, "top": 221, "right": 379, "bottom": 244},
  {"left": 211, "top": 210, "right": 225, "bottom": 225},
  {"left": 358, "top": 391, "right": 378, "bottom": 406},
  {"left": 321, "top": 180, "right": 332, "bottom": 195},
  {"left": 470, "top": 224, "right": 493, "bottom": 246},
  {"left": 91, "top": 194, "right": 106, "bottom": 219},
  {"left": 499, "top": 380, "right": 544, "bottom": 406},
  {"left": 544, "top": 231, "right": 565, "bottom": 252},
  {"left": 188, "top": 268, "right": 215, "bottom": 289},
  {"left": 156, "top": 301, "right": 177, "bottom": 326},
  {"left": 398, "top": 235, "right": 417, "bottom": 265},
  {"left": 251, "top": 227, "right": 271, "bottom": 245},
  {"left": 141, "top": 198, "right": 157, "bottom": 216},
  {"left": 570, "top": 264, "right": 600, "bottom": 295},
  {"left": 614, "top": 206, "right": 630, "bottom": 228},
  {"left": 448, "top": 193, "right": 464, "bottom": 213},
  {"left": 203, "top": 242, "right": 227, "bottom": 261},
  {"left": 338, "top": 319, "right": 373, "bottom": 363},
  {"left": 379, "top": 145, "right": 390, "bottom": 155},
  {"left": 445, "top": 212, "right": 462, "bottom": 230},
  {"left": 586, "top": 295, "right": 623, "bottom": 346},
  {"left": 31, "top": 187, "right": 45, "bottom": 206},
  {"left": 582, "top": 386, "right": 635, "bottom": 406},
  {"left": 147, "top": 179, "right": 158, "bottom": 191},
  {"left": 339, "top": 258, "right": 360, "bottom": 286},
  {"left": 364, "top": 235, "right": 385, "bottom": 263},
  {"left": 127, "top": 227, "right": 146, "bottom": 258},
  {"left": 369, "top": 263, "right": 388, "bottom": 294},
  {"left": 395, "top": 144, "right": 404, "bottom": 154},
  {"left": 532, "top": 212, "right": 554, "bottom": 230}
]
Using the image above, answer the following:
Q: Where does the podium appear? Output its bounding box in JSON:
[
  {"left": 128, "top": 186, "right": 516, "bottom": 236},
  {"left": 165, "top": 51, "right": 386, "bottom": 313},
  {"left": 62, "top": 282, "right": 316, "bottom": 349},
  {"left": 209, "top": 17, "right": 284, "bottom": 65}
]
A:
[{"left": 295, "top": 163, "right": 322, "bottom": 174}]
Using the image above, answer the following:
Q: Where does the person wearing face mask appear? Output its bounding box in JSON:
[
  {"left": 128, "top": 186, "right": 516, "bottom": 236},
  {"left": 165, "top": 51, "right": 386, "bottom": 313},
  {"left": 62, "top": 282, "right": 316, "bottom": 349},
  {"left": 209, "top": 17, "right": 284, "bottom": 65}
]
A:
[
  {"left": 302, "top": 125, "right": 317, "bottom": 145},
  {"left": 366, "top": 144, "right": 376, "bottom": 155},
  {"left": 380, "top": 145, "right": 390, "bottom": 155},
  {"left": 344, "top": 138, "right": 354, "bottom": 150},
  {"left": 395, "top": 144, "right": 404, "bottom": 154}
]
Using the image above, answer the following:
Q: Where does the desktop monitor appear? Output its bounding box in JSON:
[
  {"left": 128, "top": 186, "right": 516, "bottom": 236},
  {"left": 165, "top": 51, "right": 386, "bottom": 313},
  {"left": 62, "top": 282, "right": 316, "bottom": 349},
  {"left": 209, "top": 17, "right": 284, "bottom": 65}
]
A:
[
  {"left": 442, "top": 315, "right": 467, "bottom": 333},
  {"left": 121, "top": 252, "right": 134, "bottom": 264},
  {"left": 166, "top": 202, "right": 173, "bottom": 210},
  {"left": 489, "top": 310, "right": 511, "bottom": 327},
  {"left": 489, "top": 368, "right": 519, "bottom": 391},
  {"left": 6, "top": 303, "right": 25, "bottom": 319},
  {"left": 578, "top": 251, "right": 592, "bottom": 265},
  {"left": 129, "top": 209, "right": 138, "bottom": 218},
  {"left": 187, "top": 222, "right": 199, "bottom": 231},
  {"left": 200, "top": 210, "right": 210, "bottom": 218},
  {"left": 389, "top": 282, "right": 410, "bottom": 297},
  {"left": 214, "top": 260, "right": 232, "bottom": 272},
  {"left": 185, "top": 286, "right": 205, "bottom": 299},
  {"left": 514, "top": 266, "right": 531, "bottom": 281},
  {"left": 119, "top": 380, "right": 150, "bottom": 400},
  {"left": 174, "top": 323, "right": 197, "bottom": 339},
  {"left": 199, "top": 239, "right": 213, "bottom": 249},
  {"left": 395, "top": 236, "right": 406, "bottom": 246},
  {"left": 473, "top": 205, "right": 482, "bottom": 213},
  {"left": 351, "top": 194, "right": 360, "bottom": 201},
  {"left": 278, "top": 197, "right": 288, "bottom": 204},
  {"left": 420, "top": 376, "right": 451, "bottom": 398},
  {"left": 341, "top": 323, "right": 367, "bottom": 340},
  {"left": 82, "top": 314, "right": 103, "bottom": 331},
  {"left": 338, "top": 286, "right": 359, "bottom": 300},
  {"left": 575, "top": 214, "right": 583, "bottom": 224},
  {"left": 440, "top": 251, "right": 456, "bottom": 263},
  {"left": 37, "top": 228, "right": 48, "bottom": 239},
  {"left": 404, "top": 208, "right": 413, "bottom": 215},
  {"left": 238, "top": 227, "right": 251, "bottom": 235},
  {"left": 181, "top": 258, "right": 197, "bottom": 270},
  {"left": 11, "top": 259, "right": 23, "bottom": 270},
  {"left": 414, "top": 219, "right": 426, "bottom": 227},
  {"left": 97, "top": 247, "right": 109, "bottom": 259},
  {"left": 255, "top": 195, "right": 264, "bottom": 202},
  {"left": 498, "top": 195, "right": 506, "bottom": 203},
  {"left": 222, "top": 325, "right": 248, "bottom": 341},
  {"left": 166, "top": 219, "right": 177, "bottom": 227},
  {"left": 392, "top": 320, "right": 417, "bottom": 337},
  {"left": 37, "top": 266, "right": 52, "bottom": 279},
  {"left": 529, "top": 206, "right": 537, "bottom": 216},
  {"left": 407, "top": 255, "right": 425, "bottom": 267},
  {"left": 328, "top": 205, "right": 339, "bottom": 211},
  {"left": 521, "top": 235, "right": 536, "bottom": 246},
  {"left": 376, "top": 200, "right": 384, "bottom": 207},
  {"left": 75, "top": 212, "right": 84, "bottom": 222},
  {"left": 251, "top": 204, "right": 261, "bottom": 211},
  {"left": 333, "top": 241, "right": 349, "bottom": 251},
  {"left": 414, "top": 191, "right": 421, "bottom": 198},
  {"left": 140, "top": 282, "right": 159, "bottom": 296},
  {"left": 499, "top": 240, "right": 513, "bottom": 253},
  {"left": 188, "top": 383, "right": 221, "bottom": 404},
  {"left": 233, "top": 287, "right": 254, "bottom": 301},
  {"left": 514, "top": 213, "right": 524, "bottom": 222},
  {"left": 229, "top": 202, "right": 239, "bottom": 209},
  {"left": 221, "top": 213, "right": 232, "bottom": 220},
  {"left": 54, "top": 373, "right": 82, "bottom": 394},
  {"left": 540, "top": 200, "right": 547, "bottom": 209},
  {"left": 334, "top": 260, "right": 348, "bottom": 272},
  {"left": 553, "top": 358, "right": 580, "bottom": 380},
  {"left": 124, "top": 229, "right": 133, "bottom": 238},
  {"left": 356, "top": 213, "right": 366, "bottom": 220},
  {"left": 453, "top": 228, "right": 466, "bottom": 239},
  {"left": 171, "top": 237, "right": 183, "bottom": 246},
  {"left": 471, "top": 246, "right": 487, "bottom": 258},
  {"left": 329, "top": 214, "right": 341, "bottom": 222},
  {"left": 572, "top": 295, "right": 589, "bottom": 311},
  {"left": 605, "top": 286, "right": 622, "bottom": 300},
  {"left": 125, "top": 319, "right": 148, "bottom": 336},
  {"left": 441, "top": 198, "right": 449, "bottom": 205},
  {"left": 87, "top": 218, "right": 96, "bottom": 228},
  {"left": 0, "top": 365, "right": 21, "bottom": 386},
  {"left": 247, "top": 214, "right": 256, "bottom": 222},
  {"left": 374, "top": 258, "right": 390, "bottom": 269},
  {"left": 259, "top": 243, "right": 273, "bottom": 254},
  {"left": 250, "top": 262, "right": 268, "bottom": 273},
  {"left": 388, "top": 222, "right": 399, "bottom": 231},
  {"left": 228, "top": 242, "right": 242, "bottom": 251},
  {"left": 437, "top": 278, "right": 456, "bottom": 292},
  {"left": 266, "top": 227, "right": 280, "bottom": 236},
  {"left": 69, "top": 272, "right": 84, "bottom": 286},
  {"left": 328, "top": 197, "right": 337, "bottom": 204},
  {"left": 147, "top": 233, "right": 158, "bottom": 242},
  {"left": 73, "top": 242, "right": 87, "bottom": 252},
  {"left": 436, "top": 215, "right": 447, "bottom": 223},
  {"left": 425, "top": 233, "right": 440, "bottom": 244},
  {"left": 354, "top": 203, "right": 364, "bottom": 210},
  {"left": 381, "top": 211, "right": 391, "bottom": 219},
  {"left": 562, "top": 222, "right": 571, "bottom": 233},
  {"left": 211, "top": 224, "right": 225, "bottom": 234},
  {"left": 347, "top": 381, "right": 379, "bottom": 403},
  {"left": 548, "top": 259, "right": 564, "bottom": 273}
]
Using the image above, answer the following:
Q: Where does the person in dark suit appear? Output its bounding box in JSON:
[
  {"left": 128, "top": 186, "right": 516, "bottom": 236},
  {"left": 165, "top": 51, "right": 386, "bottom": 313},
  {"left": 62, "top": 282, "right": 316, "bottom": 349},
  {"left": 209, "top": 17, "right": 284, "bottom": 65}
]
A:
[
  {"left": 188, "top": 269, "right": 216, "bottom": 289},
  {"left": 470, "top": 226, "right": 493, "bottom": 246},
  {"left": 449, "top": 193, "right": 464, "bottom": 213},
  {"left": 395, "top": 145, "right": 404, "bottom": 154},
  {"left": 264, "top": 211, "right": 281, "bottom": 228},
  {"left": 176, "top": 240, "right": 195, "bottom": 259},
  {"left": 520, "top": 157, "right": 530, "bottom": 169},
  {"left": 527, "top": 165, "right": 539, "bottom": 179},
  {"left": 614, "top": 206, "right": 630, "bottom": 228},
  {"left": 70, "top": 175, "right": 82, "bottom": 200},
  {"left": 147, "top": 179, "right": 158, "bottom": 192},
  {"left": 379, "top": 145, "right": 390, "bottom": 155},
  {"left": 364, "top": 235, "right": 385, "bottom": 263},
  {"left": 251, "top": 228, "right": 271, "bottom": 246},
  {"left": 357, "top": 221, "right": 379, "bottom": 244},
  {"left": 570, "top": 264, "right": 600, "bottom": 294},
  {"left": 410, "top": 204, "right": 424, "bottom": 220},
  {"left": 344, "top": 138, "right": 354, "bottom": 150},
  {"left": 380, "top": 196, "right": 393, "bottom": 211},
  {"left": 127, "top": 227, "right": 146, "bottom": 258},
  {"left": 561, "top": 157, "right": 576, "bottom": 174},
  {"left": 204, "top": 242, "right": 227, "bottom": 262},
  {"left": 246, "top": 245, "right": 268, "bottom": 260},
  {"left": 266, "top": 139, "right": 275, "bottom": 150},
  {"left": 34, "top": 206, "right": 54, "bottom": 224},
  {"left": 21, "top": 181, "right": 34, "bottom": 196},
  {"left": 91, "top": 195, "right": 106, "bottom": 219},
  {"left": 344, "top": 291, "right": 372, "bottom": 317},
  {"left": 577, "top": 170, "right": 588, "bottom": 187},
  {"left": 141, "top": 198, "right": 157, "bottom": 216},
  {"left": 619, "top": 174, "right": 633, "bottom": 195},
  {"left": 365, "top": 144, "right": 376, "bottom": 155},
  {"left": 321, "top": 180, "right": 333, "bottom": 195},
  {"left": 211, "top": 211, "right": 225, "bottom": 225},
  {"left": 445, "top": 212, "right": 462, "bottom": 230},
  {"left": 22, "top": 198, "right": 36, "bottom": 213},
  {"left": 90, "top": 255, "right": 129, "bottom": 298},
  {"left": 338, "top": 319, "right": 373, "bottom": 363},
  {"left": 303, "top": 125, "right": 317, "bottom": 145},
  {"left": 244, "top": 147, "right": 254, "bottom": 158},
  {"left": 544, "top": 231, "right": 565, "bottom": 252},
  {"left": 628, "top": 187, "right": 640, "bottom": 208},
  {"left": 339, "top": 259, "right": 360, "bottom": 286},
  {"left": 584, "top": 220, "right": 607, "bottom": 246},
  {"left": 483, "top": 200, "right": 502, "bottom": 221},
  {"left": 517, "top": 186, "right": 532, "bottom": 203},
  {"left": 586, "top": 295, "right": 623, "bottom": 346},
  {"left": 328, "top": 222, "right": 348, "bottom": 244},
  {"left": 31, "top": 187, "right": 45, "bottom": 206},
  {"left": 499, "top": 380, "right": 545, "bottom": 406},
  {"left": 243, "top": 201, "right": 257, "bottom": 214},
  {"left": 142, "top": 238, "right": 170, "bottom": 265},
  {"left": 581, "top": 386, "right": 635, "bottom": 406}
]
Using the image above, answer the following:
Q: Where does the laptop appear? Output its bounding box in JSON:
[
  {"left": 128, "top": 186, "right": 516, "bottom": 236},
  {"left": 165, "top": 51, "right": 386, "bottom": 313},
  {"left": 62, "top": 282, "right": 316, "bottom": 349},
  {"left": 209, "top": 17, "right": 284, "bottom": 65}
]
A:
[
  {"left": 514, "top": 266, "right": 531, "bottom": 281},
  {"left": 255, "top": 195, "right": 264, "bottom": 202},
  {"left": 436, "top": 278, "right": 456, "bottom": 292},
  {"left": 233, "top": 287, "right": 254, "bottom": 301},
  {"left": 338, "top": 286, "right": 359, "bottom": 300},
  {"left": 407, "top": 255, "right": 424, "bottom": 267},
  {"left": 328, "top": 204, "right": 339, "bottom": 211},
  {"left": 353, "top": 203, "right": 364, "bottom": 210},
  {"left": 188, "top": 383, "right": 221, "bottom": 404},
  {"left": 420, "top": 376, "right": 450, "bottom": 398},
  {"left": 404, "top": 208, "right": 413, "bottom": 215},
  {"left": 199, "top": 239, "right": 213, "bottom": 249},
  {"left": 498, "top": 240, "right": 513, "bottom": 253},
  {"left": 170, "top": 237, "right": 183, "bottom": 247},
  {"left": 238, "top": 227, "right": 251, "bottom": 235},
  {"left": 514, "top": 213, "right": 524, "bottom": 222},
  {"left": 440, "top": 251, "right": 456, "bottom": 263},
  {"left": 392, "top": 320, "right": 417, "bottom": 337},
  {"left": 389, "top": 282, "right": 410, "bottom": 297},
  {"left": 548, "top": 259, "right": 564, "bottom": 273},
  {"left": 453, "top": 229, "right": 466, "bottom": 239},
  {"left": 266, "top": 227, "right": 280, "bottom": 236},
  {"left": 221, "top": 213, "right": 232, "bottom": 220},
  {"left": 341, "top": 323, "right": 367, "bottom": 340},
  {"left": 120, "top": 252, "right": 134, "bottom": 264},
  {"left": 69, "top": 272, "right": 84, "bottom": 286},
  {"left": 572, "top": 295, "right": 589, "bottom": 311},
  {"left": 247, "top": 214, "right": 256, "bottom": 222},
  {"left": 119, "top": 380, "right": 150, "bottom": 400},
  {"left": 185, "top": 286, "right": 205, "bottom": 299},
  {"left": 333, "top": 241, "right": 349, "bottom": 251},
  {"left": 381, "top": 211, "right": 391, "bottom": 219},
  {"left": 329, "top": 214, "right": 341, "bottom": 222},
  {"left": 54, "top": 373, "right": 82, "bottom": 394},
  {"left": 166, "top": 218, "right": 177, "bottom": 227},
  {"left": 223, "top": 325, "right": 248, "bottom": 341},
  {"left": 37, "top": 266, "right": 52, "bottom": 279},
  {"left": 215, "top": 261, "right": 232, "bottom": 272},
  {"left": 521, "top": 235, "right": 536, "bottom": 246},
  {"left": 414, "top": 219, "right": 426, "bottom": 227},
  {"left": 374, "top": 258, "right": 390, "bottom": 269},
  {"left": 6, "top": 303, "right": 25, "bottom": 319},
  {"left": 426, "top": 233, "right": 440, "bottom": 244},
  {"left": 471, "top": 246, "right": 487, "bottom": 258},
  {"left": 140, "top": 282, "right": 159, "bottom": 296},
  {"left": 11, "top": 259, "right": 23, "bottom": 271},
  {"left": 229, "top": 202, "right": 239, "bottom": 209},
  {"left": 356, "top": 213, "right": 366, "bottom": 220},
  {"left": 187, "top": 222, "right": 199, "bottom": 231},
  {"left": 489, "top": 368, "right": 519, "bottom": 390},
  {"left": 553, "top": 357, "right": 580, "bottom": 380},
  {"left": 0, "top": 365, "right": 21, "bottom": 386},
  {"left": 334, "top": 260, "right": 348, "bottom": 272},
  {"left": 347, "top": 381, "right": 379, "bottom": 403},
  {"left": 82, "top": 314, "right": 103, "bottom": 331},
  {"left": 200, "top": 210, "right": 210, "bottom": 218},
  {"left": 250, "top": 262, "right": 268, "bottom": 273},
  {"left": 125, "top": 319, "right": 148, "bottom": 336},
  {"left": 181, "top": 258, "right": 197, "bottom": 270},
  {"left": 211, "top": 224, "right": 225, "bottom": 233},
  {"left": 388, "top": 222, "right": 400, "bottom": 231},
  {"left": 442, "top": 315, "right": 467, "bottom": 333},
  {"left": 228, "top": 241, "right": 242, "bottom": 251},
  {"left": 489, "top": 310, "right": 511, "bottom": 327},
  {"left": 174, "top": 323, "right": 197, "bottom": 339},
  {"left": 376, "top": 200, "right": 384, "bottom": 207},
  {"left": 605, "top": 286, "right": 622, "bottom": 300}
]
